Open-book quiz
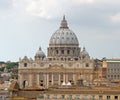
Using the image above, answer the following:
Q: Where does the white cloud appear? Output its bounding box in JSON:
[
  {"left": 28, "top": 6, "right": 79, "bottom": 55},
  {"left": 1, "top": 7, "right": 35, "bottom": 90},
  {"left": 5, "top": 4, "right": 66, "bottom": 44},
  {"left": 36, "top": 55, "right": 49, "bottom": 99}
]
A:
[
  {"left": 11, "top": 0, "right": 64, "bottom": 19},
  {"left": 11, "top": 0, "right": 97, "bottom": 19},
  {"left": 25, "top": 0, "right": 59, "bottom": 19},
  {"left": 110, "top": 13, "right": 120, "bottom": 23},
  {"left": 6, "top": 0, "right": 120, "bottom": 20},
  {"left": 1, "top": 0, "right": 120, "bottom": 61},
  {"left": 71, "top": 0, "right": 95, "bottom": 4}
]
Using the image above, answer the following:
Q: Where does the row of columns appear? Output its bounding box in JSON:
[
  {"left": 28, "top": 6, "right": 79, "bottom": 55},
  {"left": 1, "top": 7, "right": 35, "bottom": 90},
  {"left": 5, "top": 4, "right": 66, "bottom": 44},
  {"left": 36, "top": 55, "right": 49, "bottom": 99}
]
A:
[
  {"left": 19, "top": 72, "right": 93, "bottom": 88},
  {"left": 44, "top": 73, "right": 73, "bottom": 88}
]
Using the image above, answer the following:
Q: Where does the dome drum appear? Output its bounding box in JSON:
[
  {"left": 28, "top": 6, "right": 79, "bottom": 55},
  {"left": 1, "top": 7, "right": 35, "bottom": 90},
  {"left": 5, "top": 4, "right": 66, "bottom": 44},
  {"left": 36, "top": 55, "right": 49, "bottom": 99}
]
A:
[{"left": 48, "top": 46, "right": 80, "bottom": 58}]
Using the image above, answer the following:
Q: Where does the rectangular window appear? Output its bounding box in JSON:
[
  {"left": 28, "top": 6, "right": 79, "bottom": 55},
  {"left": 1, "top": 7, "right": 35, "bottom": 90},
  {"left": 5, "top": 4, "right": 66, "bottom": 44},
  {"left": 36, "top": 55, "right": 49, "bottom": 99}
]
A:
[
  {"left": 91, "top": 95, "right": 95, "bottom": 100},
  {"left": 61, "top": 50, "right": 64, "bottom": 54},
  {"left": 115, "top": 96, "right": 118, "bottom": 100},
  {"left": 86, "top": 63, "right": 89, "bottom": 67},
  {"left": 56, "top": 50, "right": 58, "bottom": 54},
  {"left": 111, "top": 75, "right": 113, "bottom": 79},
  {"left": 67, "top": 50, "right": 70, "bottom": 54},
  {"left": 99, "top": 96, "right": 102, "bottom": 100},
  {"left": 24, "top": 63, "right": 27, "bottom": 67},
  {"left": 68, "top": 95, "right": 72, "bottom": 100},
  {"left": 107, "top": 96, "right": 110, "bottom": 100},
  {"left": 61, "top": 95, "right": 65, "bottom": 99}
]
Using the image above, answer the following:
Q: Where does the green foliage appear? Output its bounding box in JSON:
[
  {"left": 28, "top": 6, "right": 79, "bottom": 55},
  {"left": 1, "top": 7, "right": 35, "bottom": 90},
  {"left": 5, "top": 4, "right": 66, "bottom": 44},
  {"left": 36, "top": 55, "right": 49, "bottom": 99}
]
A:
[
  {"left": 0, "top": 62, "right": 18, "bottom": 71},
  {"left": 6, "top": 62, "right": 18, "bottom": 69},
  {"left": 0, "top": 67, "right": 4, "bottom": 71}
]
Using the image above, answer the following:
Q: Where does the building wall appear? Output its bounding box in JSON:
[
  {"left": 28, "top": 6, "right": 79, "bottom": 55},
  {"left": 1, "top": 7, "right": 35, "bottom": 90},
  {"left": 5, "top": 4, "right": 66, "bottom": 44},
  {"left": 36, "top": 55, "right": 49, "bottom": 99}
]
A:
[
  {"left": 103, "top": 59, "right": 120, "bottom": 81},
  {"left": 37, "top": 93, "right": 120, "bottom": 100},
  {"left": 18, "top": 56, "right": 94, "bottom": 88}
]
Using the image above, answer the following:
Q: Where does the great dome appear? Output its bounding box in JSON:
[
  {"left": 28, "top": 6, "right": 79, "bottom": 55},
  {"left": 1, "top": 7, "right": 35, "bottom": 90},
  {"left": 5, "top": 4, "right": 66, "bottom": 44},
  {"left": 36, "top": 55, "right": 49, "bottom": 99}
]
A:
[{"left": 49, "top": 16, "right": 79, "bottom": 47}]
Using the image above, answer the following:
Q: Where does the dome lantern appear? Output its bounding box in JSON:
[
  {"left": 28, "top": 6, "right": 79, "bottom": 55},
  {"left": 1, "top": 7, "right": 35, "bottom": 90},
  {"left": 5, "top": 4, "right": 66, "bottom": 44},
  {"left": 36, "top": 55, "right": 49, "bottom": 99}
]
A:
[{"left": 60, "top": 15, "right": 69, "bottom": 29}]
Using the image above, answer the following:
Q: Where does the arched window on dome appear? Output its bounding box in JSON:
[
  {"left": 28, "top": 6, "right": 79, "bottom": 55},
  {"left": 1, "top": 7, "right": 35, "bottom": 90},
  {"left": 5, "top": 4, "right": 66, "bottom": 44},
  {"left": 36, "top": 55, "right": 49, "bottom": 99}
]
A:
[
  {"left": 56, "top": 50, "right": 58, "bottom": 54},
  {"left": 61, "top": 50, "right": 64, "bottom": 54},
  {"left": 67, "top": 50, "right": 70, "bottom": 54}
]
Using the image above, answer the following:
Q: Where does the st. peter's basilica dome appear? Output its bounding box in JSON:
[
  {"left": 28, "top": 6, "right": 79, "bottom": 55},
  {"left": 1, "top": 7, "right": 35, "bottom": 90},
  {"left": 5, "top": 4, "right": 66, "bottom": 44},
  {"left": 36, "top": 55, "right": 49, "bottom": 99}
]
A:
[{"left": 49, "top": 16, "right": 79, "bottom": 47}]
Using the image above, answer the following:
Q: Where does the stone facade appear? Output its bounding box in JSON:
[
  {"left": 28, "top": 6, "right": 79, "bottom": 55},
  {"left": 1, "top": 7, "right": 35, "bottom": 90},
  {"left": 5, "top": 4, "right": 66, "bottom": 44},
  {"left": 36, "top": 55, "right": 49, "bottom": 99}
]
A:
[
  {"left": 18, "top": 16, "right": 95, "bottom": 89},
  {"left": 103, "top": 58, "right": 120, "bottom": 82},
  {"left": 16, "top": 88, "right": 120, "bottom": 100},
  {"left": 37, "top": 94, "right": 120, "bottom": 100}
]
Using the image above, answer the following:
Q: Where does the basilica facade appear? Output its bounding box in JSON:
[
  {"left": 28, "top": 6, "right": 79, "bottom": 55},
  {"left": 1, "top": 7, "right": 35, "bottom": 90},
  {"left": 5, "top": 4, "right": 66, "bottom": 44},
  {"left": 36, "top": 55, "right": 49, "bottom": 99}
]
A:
[{"left": 18, "top": 16, "right": 94, "bottom": 89}]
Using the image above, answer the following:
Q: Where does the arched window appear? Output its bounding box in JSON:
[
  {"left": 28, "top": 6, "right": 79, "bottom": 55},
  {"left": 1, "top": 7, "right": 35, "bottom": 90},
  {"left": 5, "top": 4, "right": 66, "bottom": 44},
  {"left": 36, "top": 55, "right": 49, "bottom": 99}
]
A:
[
  {"left": 23, "top": 80, "right": 28, "bottom": 88},
  {"left": 67, "top": 50, "right": 70, "bottom": 54},
  {"left": 24, "top": 63, "right": 27, "bottom": 67},
  {"left": 56, "top": 50, "right": 58, "bottom": 54},
  {"left": 61, "top": 50, "right": 64, "bottom": 54},
  {"left": 86, "top": 63, "right": 89, "bottom": 67}
]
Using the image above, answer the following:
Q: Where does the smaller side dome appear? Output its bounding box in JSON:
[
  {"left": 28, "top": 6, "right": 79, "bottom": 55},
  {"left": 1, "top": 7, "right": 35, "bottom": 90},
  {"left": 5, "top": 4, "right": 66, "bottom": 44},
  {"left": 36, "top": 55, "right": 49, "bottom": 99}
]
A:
[
  {"left": 81, "top": 47, "right": 89, "bottom": 59},
  {"left": 82, "top": 47, "right": 89, "bottom": 55},
  {"left": 35, "top": 47, "right": 46, "bottom": 58}
]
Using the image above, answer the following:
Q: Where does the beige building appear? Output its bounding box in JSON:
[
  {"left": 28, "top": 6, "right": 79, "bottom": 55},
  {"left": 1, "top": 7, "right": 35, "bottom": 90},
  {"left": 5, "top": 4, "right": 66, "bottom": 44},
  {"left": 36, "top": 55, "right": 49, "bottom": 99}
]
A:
[
  {"left": 18, "top": 16, "right": 95, "bottom": 89},
  {"left": 102, "top": 58, "right": 120, "bottom": 83},
  {"left": 9, "top": 87, "right": 120, "bottom": 100}
]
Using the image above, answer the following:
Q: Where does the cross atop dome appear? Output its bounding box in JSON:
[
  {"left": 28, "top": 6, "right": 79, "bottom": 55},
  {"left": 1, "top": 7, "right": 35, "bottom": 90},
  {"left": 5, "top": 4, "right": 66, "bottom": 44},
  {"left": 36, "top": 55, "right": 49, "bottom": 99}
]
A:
[
  {"left": 60, "top": 15, "right": 69, "bottom": 29},
  {"left": 63, "top": 15, "right": 65, "bottom": 20}
]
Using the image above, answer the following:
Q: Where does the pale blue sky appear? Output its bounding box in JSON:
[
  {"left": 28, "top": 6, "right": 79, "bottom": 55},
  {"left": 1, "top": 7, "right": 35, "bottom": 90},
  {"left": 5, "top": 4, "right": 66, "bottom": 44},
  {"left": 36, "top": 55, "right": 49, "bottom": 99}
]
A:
[{"left": 0, "top": 0, "right": 120, "bottom": 61}]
